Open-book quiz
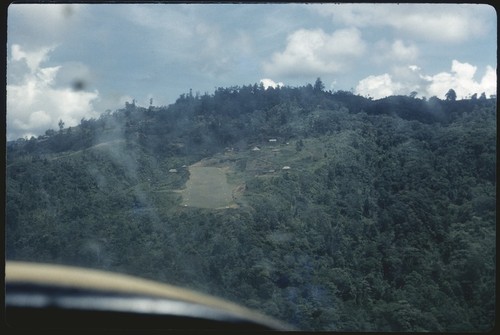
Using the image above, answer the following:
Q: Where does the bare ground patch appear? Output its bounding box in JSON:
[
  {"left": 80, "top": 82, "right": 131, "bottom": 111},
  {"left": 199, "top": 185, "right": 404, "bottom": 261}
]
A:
[{"left": 180, "top": 166, "right": 236, "bottom": 209}]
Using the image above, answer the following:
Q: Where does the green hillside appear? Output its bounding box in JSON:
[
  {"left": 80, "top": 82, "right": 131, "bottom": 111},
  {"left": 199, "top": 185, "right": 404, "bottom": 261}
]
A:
[{"left": 6, "top": 81, "right": 496, "bottom": 331}]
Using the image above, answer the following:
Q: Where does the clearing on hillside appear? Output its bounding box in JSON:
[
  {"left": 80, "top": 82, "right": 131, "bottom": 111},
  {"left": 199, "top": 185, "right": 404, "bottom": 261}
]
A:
[{"left": 181, "top": 166, "right": 235, "bottom": 209}]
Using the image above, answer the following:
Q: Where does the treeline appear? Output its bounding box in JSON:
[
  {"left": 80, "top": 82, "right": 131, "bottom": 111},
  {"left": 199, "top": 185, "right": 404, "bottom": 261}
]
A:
[
  {"left": 6, "top": 81, "right": 496, "bottom": 331},
  {"left": 9, "top": 80, "right": 491, "bottom": 161}
]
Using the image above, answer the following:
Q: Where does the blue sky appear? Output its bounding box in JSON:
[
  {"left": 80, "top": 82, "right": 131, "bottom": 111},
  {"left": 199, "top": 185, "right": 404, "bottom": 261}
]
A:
[{"left": 6, "top": 3, "right": 497, "bottom": 140}]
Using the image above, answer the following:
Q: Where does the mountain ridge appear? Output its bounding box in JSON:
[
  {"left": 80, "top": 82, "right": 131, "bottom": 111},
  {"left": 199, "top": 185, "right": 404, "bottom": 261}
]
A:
[{"left": 6, "top": 81, "right": 496, "bottom": 331}]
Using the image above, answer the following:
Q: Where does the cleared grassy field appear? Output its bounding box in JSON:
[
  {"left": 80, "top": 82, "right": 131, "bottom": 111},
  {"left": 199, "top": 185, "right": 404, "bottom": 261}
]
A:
[{"left": 181, "top": 166, "right": 234, "bottom": 209}]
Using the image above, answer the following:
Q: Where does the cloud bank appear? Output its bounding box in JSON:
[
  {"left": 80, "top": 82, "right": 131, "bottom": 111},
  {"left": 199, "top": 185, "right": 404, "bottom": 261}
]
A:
[
  {"left": 7, "top": 45, "right": 99, "bottom": 140},
  {"left": 355, "top": 60, "right": 497, "bottom": 100},
  {"left": 7, "top": 4, "right": 496, "bottom": 139}
]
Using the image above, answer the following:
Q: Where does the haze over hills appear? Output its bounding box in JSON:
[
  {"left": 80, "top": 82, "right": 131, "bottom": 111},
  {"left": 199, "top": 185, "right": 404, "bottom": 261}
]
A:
[{"left": 6, "top": 80, "right": 496, "bottom": 331}]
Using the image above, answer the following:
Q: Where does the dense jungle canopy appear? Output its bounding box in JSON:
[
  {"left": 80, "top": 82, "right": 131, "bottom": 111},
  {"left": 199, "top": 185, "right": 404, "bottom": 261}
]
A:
[{"left": 6, "top": 81, "right": 496, "bottom": 331}]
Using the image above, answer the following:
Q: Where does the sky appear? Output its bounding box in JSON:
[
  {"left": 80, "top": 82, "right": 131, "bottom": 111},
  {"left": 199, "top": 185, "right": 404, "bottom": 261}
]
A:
[{"left": 6, "top": 2, "right": 497, "bottom": 140}]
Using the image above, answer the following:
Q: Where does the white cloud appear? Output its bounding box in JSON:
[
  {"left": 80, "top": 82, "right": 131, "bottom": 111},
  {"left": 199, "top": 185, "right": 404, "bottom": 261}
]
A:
[
  {"left": 311, "top": 3, "right": 493, "bottom": 43},
  {"left": 356, "top": 74, "right": 402, "bottom": 99},
  {"left": 7, "top": 45, "right": 99, "bottom": 140},
  {"left": 423, "top": 60, "right": 497, "bottom": 99},
  {"left": 355, "top": 60, "right": 497, "bottom": 100},
  {"left": 11, "top": 44, "right": 57, "bottom": 73},
  {"left": 263, "top": 27, "right": 366, "bottom": 77},
  {"left": 260, "top": 78, "right": 284, "bottom": 89}
]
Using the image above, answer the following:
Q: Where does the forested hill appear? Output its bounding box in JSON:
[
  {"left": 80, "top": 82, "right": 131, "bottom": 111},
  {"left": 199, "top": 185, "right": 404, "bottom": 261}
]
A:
[
  {"left": 8, "top": 81, "right": 495, "bottom": 160},
  {"left": 6, "top": 81, "right": 496, "bottom": 331}
]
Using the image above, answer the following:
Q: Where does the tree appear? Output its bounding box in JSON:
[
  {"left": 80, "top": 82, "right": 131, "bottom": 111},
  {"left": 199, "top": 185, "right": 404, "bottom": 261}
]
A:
[
  {"left": 409, "top": 91, "right": 418, "bottom": 99},
  {"left": 58, "top": 119, "right": 65, "bottom": 132},
  {"left": 314, "top": 77, "right": 325, "bottom": 93},
  {"left": 445, "top": 89, "right": 457, "bottom": 101}
]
